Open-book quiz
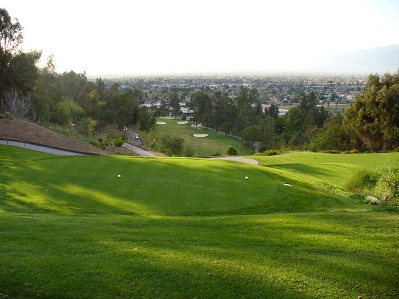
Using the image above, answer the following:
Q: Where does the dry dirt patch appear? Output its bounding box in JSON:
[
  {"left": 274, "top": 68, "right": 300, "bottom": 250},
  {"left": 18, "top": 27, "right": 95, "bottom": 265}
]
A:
[{"left": 0, "top": 119, "right": 134, "bottom": 155}]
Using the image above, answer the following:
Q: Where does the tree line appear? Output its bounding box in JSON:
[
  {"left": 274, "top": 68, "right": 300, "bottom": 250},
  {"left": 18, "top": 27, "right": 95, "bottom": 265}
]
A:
[
  {"left": 1, "top": 8, "right": 399, "bottom": 154},
  {"left": 0, "top": 8, "right": 156, "bottom": 137}
]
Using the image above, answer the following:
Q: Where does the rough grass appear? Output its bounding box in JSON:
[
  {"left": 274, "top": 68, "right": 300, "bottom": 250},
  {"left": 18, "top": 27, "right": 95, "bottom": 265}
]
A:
[{"left": 1, "top": 146, "right": 398, "bottom": 298}]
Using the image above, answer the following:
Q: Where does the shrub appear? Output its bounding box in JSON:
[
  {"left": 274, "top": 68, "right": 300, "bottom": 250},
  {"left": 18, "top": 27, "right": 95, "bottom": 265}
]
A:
[
  {"left": 164, "top": 149, "right": 173, "bottom": 156},
  {"left": 113, "top": 137, "right": 124, "bottom": 147},
  {"left": 78, "top": 117, "right": 97, "bottom": 136},
  {"left": 185, "top": 145, "right": 195, "bottom": 157},
  {"left": 159, "top": 133, "right": 184, "bottom": 156},
  {"left": 321, "top": 150, "right": 340, "bottom": 154},
  {"left": 224, "top": 145, "right": 238, "bottom": 156},
  {"left": 254, "top": 149, "right": 280, "bottom": 156},
  {"left": 121, "top": 133, "right": 128, "bottom": 142},
  {"left": 4, "top": 112, "right": 14, "bottom": 120},
  {"left": 375, "top": 167, "right": 399, "bottom": 206}
]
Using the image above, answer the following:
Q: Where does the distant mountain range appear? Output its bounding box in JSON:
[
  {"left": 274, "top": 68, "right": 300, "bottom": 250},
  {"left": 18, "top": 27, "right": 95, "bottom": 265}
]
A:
[{"left": 315, "top": 45, "right": 399, "bottom": 74}]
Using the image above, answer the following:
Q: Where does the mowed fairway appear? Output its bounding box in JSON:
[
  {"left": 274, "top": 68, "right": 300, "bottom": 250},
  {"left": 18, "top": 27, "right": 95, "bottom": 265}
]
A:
[
  {"left": 0, "top": 146, "right": 398, "bottom": 298},
  {"left": 140, "top": 118, "right": 251, "bottom": 156}
]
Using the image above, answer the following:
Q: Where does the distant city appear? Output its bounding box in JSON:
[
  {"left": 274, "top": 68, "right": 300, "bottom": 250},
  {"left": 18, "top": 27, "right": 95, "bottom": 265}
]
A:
[{"left": 96, "top": 74, "right": 369, "bottom": 114}]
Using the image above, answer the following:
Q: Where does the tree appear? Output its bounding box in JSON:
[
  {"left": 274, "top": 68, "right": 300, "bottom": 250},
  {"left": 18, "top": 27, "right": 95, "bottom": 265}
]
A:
[
  {"left": 344, "top": 73, "right": 399, "bottom": 151},
  {"left": 218, "top": 121, "right": 231, "bottom": 135},
  {"left": 267, "top": 103, "right": 279, "bottom": 119},
  {"left": 237, "top": 86, "right": 251, "bottom": 109},
  {"left": 190, "top": 90, "right": 211, "bottom": 124},
  {"left": 2, "top": 87, "right": 33, "bottom": 118},
  {"left": 0, "top": 9, "right": 23, "bottom": 53},
  {"left": 0, "top": 9, "right": 41, "bottom": 116},
  {"left": 212, "top": 91, "right": 231, "bottom": 129},
  {"left": 8, "top": 50, "right": 41, "bottom": 93},
  {"left": 241, "top": 125, "right": 261, "bottom": 154},
  {"left": 159, "top": 133, "right": 184, "bottom": 156},
  {"left": 259, "top": 116, "right": 276, "bottom": 150},
  {"left": 0, "top": 8, "right": 22, "bottom": 98},
  {"left": 85, "top": 90, "right": 105, "bottom": 119},
  {"left": 31, "top": 55, "right": 57, "bottom": 121},
  {"left": 51, "top": 97, "right": 85, "bottom": 126},
  {"left": 139, "top": 107, "right": 156, "bottom": 133},
  {"left": 59, "top": 71, "right": 91, "bottom": 106},
  {"left": 169, "top": 89, "right": 180, "bottom": 116}
]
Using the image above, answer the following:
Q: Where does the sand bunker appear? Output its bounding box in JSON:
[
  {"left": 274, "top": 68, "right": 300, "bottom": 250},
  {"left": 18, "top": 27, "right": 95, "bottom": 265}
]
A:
[
  {"left": 156, "top": 122, "right": 167, "bottom": 125},
  {"left": 193, "top": 134, "right": 208, "bottom": 138},
  {"left": 177, "top": 121, "right": 188, "bottom": 124}
]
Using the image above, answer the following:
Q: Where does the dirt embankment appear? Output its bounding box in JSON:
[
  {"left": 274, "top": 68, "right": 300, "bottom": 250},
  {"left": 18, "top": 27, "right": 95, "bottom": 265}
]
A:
[{"left": 0, "top": 119, "right": 135, "bottom": 155}]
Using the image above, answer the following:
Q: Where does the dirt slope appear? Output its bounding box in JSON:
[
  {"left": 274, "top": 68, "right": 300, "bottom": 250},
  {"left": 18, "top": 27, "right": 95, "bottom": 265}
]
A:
[{"left": 0, "top": 119, "right": 134, "bottom": 155}]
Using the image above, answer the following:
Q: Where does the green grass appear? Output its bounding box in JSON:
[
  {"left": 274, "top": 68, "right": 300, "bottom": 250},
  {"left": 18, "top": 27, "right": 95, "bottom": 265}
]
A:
[
  {"left": 1, "top": 146, "right": 398, "bottom": 298},
  {"left": 138, "top": 118, "right": 251, "bottom": 156}
]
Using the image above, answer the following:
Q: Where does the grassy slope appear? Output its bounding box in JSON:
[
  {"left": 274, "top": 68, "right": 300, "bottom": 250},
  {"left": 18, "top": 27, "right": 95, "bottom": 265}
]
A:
[
  {"left": 138, "top": 118, "right": 251, "bottom": 156},
  {"left": 0, "top": 146, "right": 398, "bottom": 298}
]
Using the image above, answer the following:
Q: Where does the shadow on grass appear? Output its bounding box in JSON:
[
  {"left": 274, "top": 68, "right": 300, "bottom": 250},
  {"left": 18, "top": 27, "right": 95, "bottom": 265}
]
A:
[
  {"left": 0, "top": 154, "right": 361, "bottom": 216},
  {"left": 1, "top": 213, "right": 398, "bottom": 298}
]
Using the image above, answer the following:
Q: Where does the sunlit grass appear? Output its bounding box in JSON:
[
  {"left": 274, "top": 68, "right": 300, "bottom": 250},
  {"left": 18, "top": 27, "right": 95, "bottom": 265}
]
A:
[
  {"left": 139, "top": 118, "right": 251, "bottom": 156},
  {"left": 0, "top": 146, "right": 398, "bottom": 298}
]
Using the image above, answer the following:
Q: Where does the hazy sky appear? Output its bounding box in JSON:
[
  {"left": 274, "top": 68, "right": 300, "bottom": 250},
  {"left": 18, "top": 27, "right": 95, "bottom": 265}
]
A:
[{"left": 3, "top": 0, "right": 399, "bottom": 76}]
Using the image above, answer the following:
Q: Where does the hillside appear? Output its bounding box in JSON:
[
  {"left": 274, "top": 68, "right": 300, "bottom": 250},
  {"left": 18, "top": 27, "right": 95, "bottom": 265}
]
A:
[{"left": 0, "top": 119, "right": 134, "bottom": 155}]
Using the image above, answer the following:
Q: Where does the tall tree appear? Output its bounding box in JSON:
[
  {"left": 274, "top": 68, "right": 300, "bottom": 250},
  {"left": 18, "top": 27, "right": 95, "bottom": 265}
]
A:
[
  {"left": 190, "top": 90, "right": 211, "bottom": 124},
  {"left": 169, "top": 89, "right": 180, "bottom": 116},
  {"left": 0, "top": 9, "right": 41, "bottom": 116},
  {"left": 344, "top": 73, "right": 399, "bottom": 151},
  {"left": 267, "top": 103, "right": 279, "bottom": 119},
  {"left": 85, "top": 90, "right": 105, "bottom": 119},
  {"left": 241, "top": 125, "right": 261, "bottom": 153}
]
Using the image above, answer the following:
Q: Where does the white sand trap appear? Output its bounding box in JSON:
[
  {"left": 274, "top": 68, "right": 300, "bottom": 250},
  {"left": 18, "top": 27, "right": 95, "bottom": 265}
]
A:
[
  {"left": 177, "top": 121, "right": 188, "bottom": 124},
  {"left": 156, "top": 122, "right": 167, "bottom": 125},
  {"left": 193, "top": 134, "right": 208, "bottom": 137}
]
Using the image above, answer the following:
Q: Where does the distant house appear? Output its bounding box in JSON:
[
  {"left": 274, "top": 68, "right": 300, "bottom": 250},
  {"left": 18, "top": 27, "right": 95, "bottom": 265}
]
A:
[{"left": 180, "top": 107, "right": 194, "bottom": 119}]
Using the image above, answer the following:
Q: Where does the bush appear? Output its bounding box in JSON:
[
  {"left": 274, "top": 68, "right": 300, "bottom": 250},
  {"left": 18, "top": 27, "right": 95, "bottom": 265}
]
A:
[
  {"left": 113, "top": 137, "right": 124, "bottom": 147},
  {"left": 321, "top": 150, "right": 340, "bottom": 154},
  {"left": 375, "top": 167, "right": 399, "bottom": 206},
  {"left": 224, "top": 145, "right": 238, "bottom": 156},
  {"left": 159, "top": 133, "right": 184, "bottom": 156},
  {"left": 3, "top": 112, "right": 14, "bottom": 120},
  {"left": 254, "top": 149, "right": 280, "bottom": 156},
  {"left": 78, "top": 117, "right": 97, "bottom": 136},
  {"left": 121, "top": 133, "right": 128, "bottom": 142},
  {"left": 185, "top": 145, "right": 195, "bottom": 157}
]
